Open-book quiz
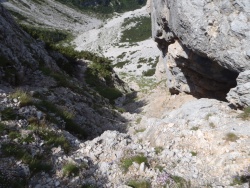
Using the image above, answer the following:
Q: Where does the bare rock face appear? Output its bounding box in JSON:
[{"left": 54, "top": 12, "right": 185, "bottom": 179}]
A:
[
  {"left": 0, "top": 4, "right": 58, "bottom": 85},
  {"left": 150, "top": 0, "right": 250, "bottom": 103}
]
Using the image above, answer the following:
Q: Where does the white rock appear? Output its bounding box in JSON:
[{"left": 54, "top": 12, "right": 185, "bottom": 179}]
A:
[{"left": 139, "top": 162, "right": 145, "bottom": 173}]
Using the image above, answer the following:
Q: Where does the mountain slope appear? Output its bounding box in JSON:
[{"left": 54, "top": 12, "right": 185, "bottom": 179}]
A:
[{"left": 1, "top": 0, "right": 102, "bottom": 34}]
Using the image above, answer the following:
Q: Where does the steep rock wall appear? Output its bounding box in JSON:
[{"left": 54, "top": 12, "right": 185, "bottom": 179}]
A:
[
  {"left": 0, "top": 4, "right": 59, "bottom": 85},
  {"left": 150, "top": 0, "right": 250, "bottom": 104}
]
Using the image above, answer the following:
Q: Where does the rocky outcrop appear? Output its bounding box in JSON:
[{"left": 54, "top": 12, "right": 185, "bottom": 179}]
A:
[
  {"left": 227, "top": 70, "right": 250, "bottom": 108},
  {"left": 150, "top": 0, "right": 250, "bottom": 103},
  {"left": 0, "top": 4, "right": 59, "bottom": 85}
]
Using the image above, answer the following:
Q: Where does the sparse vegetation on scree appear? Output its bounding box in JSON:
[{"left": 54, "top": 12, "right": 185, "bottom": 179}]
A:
[
  {"left": 120, "top": 16, "right": 151, "bottom": 43},
  {"left": 20, "top": 24, "right": 123, "bottom": 104}
]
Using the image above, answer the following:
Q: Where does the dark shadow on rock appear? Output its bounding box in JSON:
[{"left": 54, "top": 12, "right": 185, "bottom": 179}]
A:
[
  {"left": 122, "top": 91, "right": 147, "bottom": 114},
  {"left": 167, "top": 46, "right": 239, "bottom": 101}
]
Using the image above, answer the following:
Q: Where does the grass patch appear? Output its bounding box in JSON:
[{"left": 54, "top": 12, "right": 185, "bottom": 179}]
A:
[
  {"left": 239, "top": 107, "right": 250, "bottom": 120},
  {"left": 224, "top": 133, "right": 239, "bottom": 142},
  {"left": 1, "top": 143, "right": 52, "bottom": 174},
  {"left": 62, "top": 163, "right": 79, "bottom": 177},
  {"left": 136, "top": 117, "right": 142, "bottom": 124},
  {"left": 10, "top": 89, "right": 33, "bottom": 107},
  {"left": 127, "top": 180, "right": 151, "bottom": 188},
  {"left": 155, "top": 146, "right": 163, "bottom": 155},
  {"left": 34, "top": 100, "right": 87, "bottom": 139},
  {"left": 120, "top": 154, "right": 148, "bottom": 173},
  {"left": 155, "top": 165, "right": 164, "bottom": 172},
  {"left": 1, "top": 107, "right": 18, "bottom": 121},
  {"left": 39, "top": 130, "right": 70, "bottom": 153},
  {"left": 172, "top": 176, "right": 191, "bottom": 187}
]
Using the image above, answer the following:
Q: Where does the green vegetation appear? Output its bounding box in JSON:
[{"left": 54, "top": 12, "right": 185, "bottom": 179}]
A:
[
  {"left": 1, "top": 143, "right": 52, "bottom": 174},
  {"left": 209, "top": 122, "right": 216, "bottom": 128},
  {"left": 239, "top": 106, "right": 250, "bottom": 120},
  {"left": 10, "top": 89, "right": 33, "bottom": 107},
  {"left": 155, "top": 165, "right": 164, "bottom": 172},
  {"left": 62, "top": 163, "right": 79, "bottom": 177},
  {"left": 0, "top": 107, "right": 18, "bottom": 121},
  {"left": 113, "top": 60, "right": 129, "bottom": 68},
  {"left": 20, "top": 24, "right": 71, "bottom": 45},
  {"left": 95, "top": 87, "right": 123, "bottom": 103},
  {"left": 120, "top": 154, "right": 148, "bottom": 173},
  {"left": 34, "top": 100, "right": 87, "bottom": 139},
  {"left": 136, "top": 117, "right": 142, "bottom": 124},
  {"left": 155, "top": 146, "right": 163, "bottom": 155},
  {"left": 190, "top": 126, "right": 199, "bottom": 131},
  {"left": 134, "top": 128, "right": 145, "bottom": 134},
  {"left": 120, "top": 16, "right": 151, "bottom": 43},
  {"left": 117, "top": 52, "right": 127, "bottom": 59},
  {"left": 205, "top": 113, "right": 212, "bottom": 120},
  {"left": 127, "top": 180, "right": 151, "bottom": 188},
  {"left": 171, "top": 176, "right": 191, "bottom": 188},
  {"left": 142, "top": 68, "right": 156, "bottom": 77},
  {"left": 224, "top": 133, "right": 239, "bottom": 142},
  {"left": 54, "top": 0, "right": 146, "bottom": 15},
  {"left": 230, "top": 176, "right": 249, "bottom": 186},
  {"left": 21, "top": 25, "right": 122, "bottom": 104},
  {"left": 81, "top": 184, "right": 96, "bottom": 188},
  {"left": 190, "top": 151, "right": 197, "bottom": 156}
]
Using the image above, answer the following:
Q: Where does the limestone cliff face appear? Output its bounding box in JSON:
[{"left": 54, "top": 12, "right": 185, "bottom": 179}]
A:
[{"left": 150, "top": 0, "right": 250, "bottom": 106}]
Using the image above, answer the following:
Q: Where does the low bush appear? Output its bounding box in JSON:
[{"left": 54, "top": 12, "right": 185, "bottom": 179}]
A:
[{"left": 62, "top": 163, "right": 79, "bottom": 177}]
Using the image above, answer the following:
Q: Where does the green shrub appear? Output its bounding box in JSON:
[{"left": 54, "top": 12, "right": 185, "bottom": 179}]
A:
[
  {"left": 142, "top": 69, "right": 155, "bottom": 77},
  {"left": 62, "top": 163, "right": 79, "bottom": 177},
  {"left": 121, "top": 154, "right": 148, "bottom": 173},
  {"left": 127, "top": 180, "right": 151, "bottom": 188}
]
